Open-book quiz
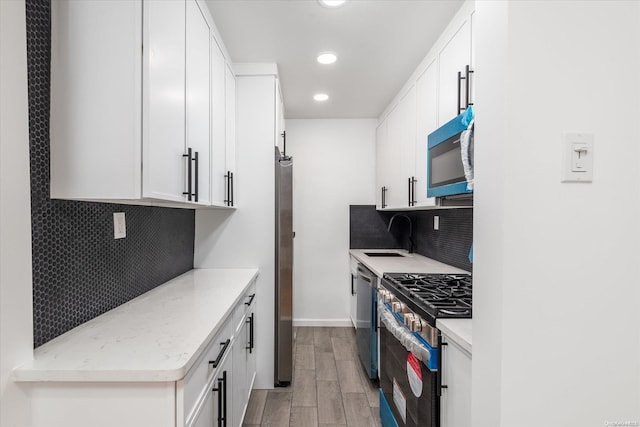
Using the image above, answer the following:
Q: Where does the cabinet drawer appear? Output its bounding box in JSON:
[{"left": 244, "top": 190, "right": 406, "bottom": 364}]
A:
[
  {"left": 233, "top": 281, "right": 256, "bottom": 332},
  {"left": 178, "top": 317, "right": 233, "bottom": 426}
]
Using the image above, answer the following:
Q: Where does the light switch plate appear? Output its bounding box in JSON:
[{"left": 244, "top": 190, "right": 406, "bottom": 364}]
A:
[
  {"left": 113, "top": 212, "right": 126, "bottom": 239},
  {"left": 434, "top": 215, "right": 440, "bottom": 230},
  {"left": 562, "top": 132, "right": 594, "bottom": 183}
]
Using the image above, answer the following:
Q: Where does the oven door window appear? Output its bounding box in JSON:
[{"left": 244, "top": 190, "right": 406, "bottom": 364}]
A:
[{"left": 429, "top": 133, "right": 465, "bottom": 188}]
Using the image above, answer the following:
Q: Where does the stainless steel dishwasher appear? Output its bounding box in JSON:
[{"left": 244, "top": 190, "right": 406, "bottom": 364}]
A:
[{"left": 355, "top": 263, "right": 378, "bottom": 379}]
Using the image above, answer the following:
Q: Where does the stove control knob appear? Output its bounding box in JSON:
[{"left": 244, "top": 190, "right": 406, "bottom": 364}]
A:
[
  {"left": 403, "top": 312, "right": 415, "bottom": 325},
  {"left": 391, "top": 301, "right": 405, "bottom": 313},
  {"left": 411, "top": 318, "right": 424, "bottom": 332}
]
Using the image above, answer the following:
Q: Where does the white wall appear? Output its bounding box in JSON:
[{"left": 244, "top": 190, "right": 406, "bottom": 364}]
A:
[
  {"left": 195, "top": 75, "right": 276, "bottom": 389},
  {"left": 0, "top": 1, "right": 34, "bottom": 425},
  {"left": 286, "top": 119, "right": 376, "bottom": 326},
  {"left": 473, "top": 1, "right": 640, "bottom": 426}
]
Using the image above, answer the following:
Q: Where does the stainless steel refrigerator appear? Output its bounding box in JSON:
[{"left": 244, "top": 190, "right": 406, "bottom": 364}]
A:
[{"left": 274, "top": 146, "right": 293, "bottom": 386}]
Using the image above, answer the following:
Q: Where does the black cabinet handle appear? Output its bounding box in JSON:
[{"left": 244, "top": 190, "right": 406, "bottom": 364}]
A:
[
  {"left": 457, "top": 71, "right": 464, "bottom": 114},
  {"left": 209, "top": 339, "right": 231, "bottom": 368},
  {"left": 222, "top": 370, "right": 227, "bottom": 427},
  {"left": 212, "top": 371, "right": 228, "bottom": 427},
  {"left": 212, "top": 377, "right": 223, "bottom": 427},
  {"left": 351, "top": 275, "right": 356, "bottom": 296},
  {"left": 224, "top": 171, "right": 234, "bottom": 206},
  {"left": 381, "top": 186, "right": 387, "bottom": 209},
  {"left": 245, "top": 293, "right": 255, "bottom": 306},
  {"left": 246, "top": 313, "right": 254, "bottom": 353},
  {"left": 193, "top": 151, "right": 199, "bottom": 203},
  {"left": 182, "top": 147, "right": 192, "bottom": 201},
  {"left": 407, "top": 177, "right": 412, "bottom": 207},
  {"left": 230, "top": 172, "right": 234, "bottom": 206},
  {"left": 411, "top": 176, "right": 417, "bottom": 206},
  {"left": 224, "top": 171, "right": 230, "bottom": 206},
  {"left": 466, "top": 65, "right": 474, "bottom": 108}
]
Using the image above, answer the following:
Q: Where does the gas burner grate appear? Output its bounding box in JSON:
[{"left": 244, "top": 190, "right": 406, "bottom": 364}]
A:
[{"left": 383, "top": 272, "right": 473, "bottom": 322}]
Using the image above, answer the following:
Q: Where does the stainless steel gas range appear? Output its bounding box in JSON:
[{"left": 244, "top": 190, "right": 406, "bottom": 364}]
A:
[{"left": 378, "top": 272, "right": 472, "bottom": 427}]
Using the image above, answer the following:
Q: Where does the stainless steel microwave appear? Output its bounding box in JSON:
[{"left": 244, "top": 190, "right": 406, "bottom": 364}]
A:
[{"left": 427, "top": 107, "right": 474, "bottom": 198}]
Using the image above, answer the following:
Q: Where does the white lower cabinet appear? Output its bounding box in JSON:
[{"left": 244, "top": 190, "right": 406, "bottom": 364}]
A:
[
  {"left": 440, "top": 334, "right": 472, "bottom": 427},
  {"left": 23, "top": 279, "right": 257, "bottom": 427},
  {"left": 185, "top": 286, "right": 256, "bottom": 427}
]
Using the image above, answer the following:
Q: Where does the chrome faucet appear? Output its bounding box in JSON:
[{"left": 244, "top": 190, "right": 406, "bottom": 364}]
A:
[{"left": 387, "top": 213, "right": 414, "bottom": 253}]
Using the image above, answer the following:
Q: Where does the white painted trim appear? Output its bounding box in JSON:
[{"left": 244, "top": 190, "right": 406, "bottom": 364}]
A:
[
  {"left": 293, "top": 319, "right": 353, "bottom": 328},
  {"left": 233, "top": 63, "right": 279, "bottom": 77}
]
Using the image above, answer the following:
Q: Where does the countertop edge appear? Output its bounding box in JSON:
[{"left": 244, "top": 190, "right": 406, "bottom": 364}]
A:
[
  {"left": 12, "top": 268, "right": 259, "bottom": 383},
  {"left": 349, "top": 249, "right": 470, "bottom": 278},
  {"left": 436, "top": 318, "right": 472, "bottom": 355}
]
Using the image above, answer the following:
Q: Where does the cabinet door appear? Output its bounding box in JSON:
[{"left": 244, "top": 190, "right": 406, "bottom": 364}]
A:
[
  {"left": 143, "top": 0, "right": 187, "bottom": 202},
  {"left": 225, "top": 64, "right": 237, "bottom": 206},
  {"left": 375, "top": 120, "right": 393, "bottom": 209},
  {"left": 414, "top": 60, "right": 438, "bottom": 207},
  {"left": 397, "top": 86, "right": 417, "bottom": 208},
  {"left": 210, "top": 38, "right": 227, "bottom": 205},
  {"left": 232, "top": 318, "right": 249, "bottom": 427},
  {"left": 50, "top": 0, "right": 143, "bottom": 200},
  {"left": 186, "top": 0, "right": 211, "bottom": 205},
  {"left": 192, "top": 361, "right": 232, "bottom": 427},
  {"left": 437, "top": 18, "right": 471, "bottom": 125},
  {"left": 440, "top": 336, "right": 472, "bottom": 427},
  {"left": 385, "top": 97, "right": 411, "bottom": 209}
]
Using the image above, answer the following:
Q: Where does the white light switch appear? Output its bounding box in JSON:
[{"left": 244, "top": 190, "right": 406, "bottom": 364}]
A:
[
  {"left": 434, "top": 215, "right": 440, "bottom": 230},
  {"left": 562, "top": 133, "right": 593, "bottom": 182},
  {"left": 113, "top": 212, "right": 126, "bottom": 239}
]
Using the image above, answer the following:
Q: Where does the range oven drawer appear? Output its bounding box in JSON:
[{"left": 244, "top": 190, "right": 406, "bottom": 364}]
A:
[{"left": 380, "top": 322, "right": 439, "bottom": 427}]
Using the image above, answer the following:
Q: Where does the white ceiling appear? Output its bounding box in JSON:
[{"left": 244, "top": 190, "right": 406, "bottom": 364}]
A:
[{"left": 204, "top": 0, "right": 464, "bottom": 119}]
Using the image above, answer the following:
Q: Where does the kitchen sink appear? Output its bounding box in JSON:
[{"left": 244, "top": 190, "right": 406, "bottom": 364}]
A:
[{"left": 363, "top": 252, "right": 405, "bottom": 257}]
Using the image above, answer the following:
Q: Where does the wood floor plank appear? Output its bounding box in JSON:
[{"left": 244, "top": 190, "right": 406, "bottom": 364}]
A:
[
  {"left": 317, "top": 380, "right": 347, "bottom": 425},
  {"left": 331, "top": 337, "right": 356, "bottom": 361},
  {"left": 296, "top": 327, "right": 314, "bottom": 345},
  {"left": 314, "top": 327, "right": 334, "bottom": 352},
  {"left": 244, "top": 327, "right": 381, "bottom": 427},
  {"left": 261, "top": 391, "right": 292, "bottom": 427},
  {"left": 343, "top": 392, "right": 376, "bottom": 427},
  {"left": 290, "top": 407, "right": 319, "bottom": 427},
  {"left": 336, "top": 360, "right": 365, "bottom": 393},
  {"left": 295, "top": 344, "right": 316, "bottom": 371},
  {"left": 329, "top": 327, "right": 351, "bottom": 338},
  {"left": 292, "top": 369, "right": 317, "bottom": 407},
  {"left": 243, "top": 389, "right": 268, "bottom": 425},
  {"left": 315, "top": 351, "right": 338, "bottom": 381}
]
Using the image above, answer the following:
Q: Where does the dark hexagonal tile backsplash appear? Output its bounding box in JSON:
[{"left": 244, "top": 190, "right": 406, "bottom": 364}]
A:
[{"left": 26, "top": 0, "right": 195, "bottom": 348}]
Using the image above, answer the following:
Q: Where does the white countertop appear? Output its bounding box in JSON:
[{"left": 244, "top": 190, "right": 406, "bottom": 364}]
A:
[
  {"left": 13, "top": 268, "right": 258, "bottom": 383},
  {"left": 349, "top": 249, "right": 469, "bottom": 278},
  {"left": 437, "top": 318, "right": 472, "bottom": 354}
]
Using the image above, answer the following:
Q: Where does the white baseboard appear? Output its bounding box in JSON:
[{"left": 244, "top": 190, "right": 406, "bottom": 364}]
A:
[{"left": 293, "top": 318, "right": 353, "bottom": 327}]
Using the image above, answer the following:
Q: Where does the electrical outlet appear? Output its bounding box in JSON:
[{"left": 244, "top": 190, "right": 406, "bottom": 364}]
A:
[
  {"left": 113, "top": 212, "right": 126, "bottom": 239},
  {"left": 434, "top": 215, "right": 440, "bottom": 230}
]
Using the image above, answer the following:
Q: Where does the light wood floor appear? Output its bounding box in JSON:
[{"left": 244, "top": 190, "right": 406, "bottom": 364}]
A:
[{"left": 243, "top": 327, "right": 383, "bottom": 427}]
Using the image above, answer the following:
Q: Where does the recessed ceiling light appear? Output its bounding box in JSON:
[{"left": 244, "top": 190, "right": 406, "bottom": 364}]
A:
[
  {"left": 317, "top": 52, "right": 337, "bottom": 65},
  {"left": 314, "top": 93, "right": 329, "bottom": 102},
  {"left": 318, "top": 0, "right": 346, "bottom": 8}
]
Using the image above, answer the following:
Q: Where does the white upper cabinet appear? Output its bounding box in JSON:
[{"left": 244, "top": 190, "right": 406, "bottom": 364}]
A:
[
  {"left": 375, "top": 120, "right": 395, "bottom": 209},
  {"left": 210, "top": 38, "right": 227, "bottom": 206},
  {"left": 50, "top": 0, "right": 235, "bottom": 209},
  {"left": 437, "top": 17, "right": 472, "bottom": 125},
  {"left": 50, "top": 0, "right": 144, "bottom": 201},
  {"left": 185, "top": 0, "right": 211, "bottom": 205},
  {"left": 225, "top": 63, "right": 237, "bottom": 206},
  {"left": 374, "top": 3, "right": 474, "bottom": 210},
  {"left": 414, "top": 60, "right": 438, "bottom": 207},
  {"left": 143, "top": 0, "right": 187, "bottom": 203}
]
